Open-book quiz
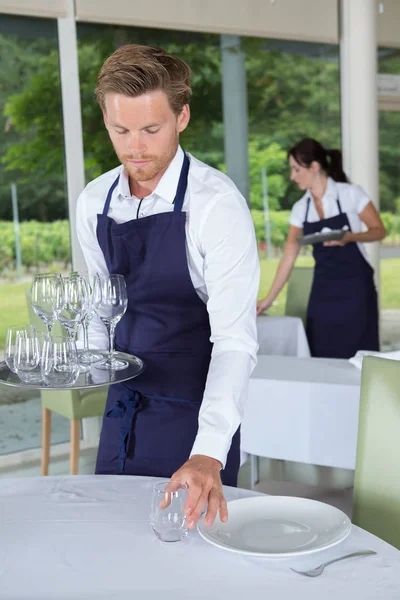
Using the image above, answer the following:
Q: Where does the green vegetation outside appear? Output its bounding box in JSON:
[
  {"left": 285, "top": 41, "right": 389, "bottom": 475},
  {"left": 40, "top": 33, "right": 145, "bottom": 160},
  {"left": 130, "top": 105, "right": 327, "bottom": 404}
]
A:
[{"left": 1, "top": 258, "right": 399, "bottom": 351}]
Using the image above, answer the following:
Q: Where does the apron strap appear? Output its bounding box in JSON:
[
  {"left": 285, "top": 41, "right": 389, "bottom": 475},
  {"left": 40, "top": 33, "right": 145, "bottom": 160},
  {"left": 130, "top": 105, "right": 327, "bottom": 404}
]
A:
[
  {"left": 106, "top": 388, "right": 142, "bottom": 473},
  {"left": 102, "top": 155, "right": 189, "bottom": 218},
  {"left": 304, "top": 196, "right": 311, "bottom": 223},
  {"left": 336, "top": 197, "right": 343, "bottom": 214},
  {"left": 173, "top": 153, "right": 190, "bottom": 213},
  {"left": 102, "top": 175, "right": 120, "bottom": 216}
]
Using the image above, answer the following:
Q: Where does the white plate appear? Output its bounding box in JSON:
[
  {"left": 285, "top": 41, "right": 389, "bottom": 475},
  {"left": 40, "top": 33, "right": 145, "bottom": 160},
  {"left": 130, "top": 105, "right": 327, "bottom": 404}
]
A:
[{"left": 197, "top": 496, "right": 351, "bottom": 557}]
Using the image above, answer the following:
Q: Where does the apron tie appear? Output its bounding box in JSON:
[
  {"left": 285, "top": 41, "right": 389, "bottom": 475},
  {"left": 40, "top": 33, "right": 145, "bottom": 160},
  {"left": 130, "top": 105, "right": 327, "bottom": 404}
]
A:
[
  {"left": 106, "top": 386, "right": 143, "bottom": 474},
  {"left": 107, "top": 386, "right": 199, "bottom": 474}
]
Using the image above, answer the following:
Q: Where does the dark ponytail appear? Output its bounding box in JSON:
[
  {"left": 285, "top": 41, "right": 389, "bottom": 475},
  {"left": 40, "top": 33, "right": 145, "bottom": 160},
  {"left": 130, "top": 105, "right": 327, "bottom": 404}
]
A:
[
  {"left": 325, "top": 149, "right": 348, "bottom": 183},
  {"left": 288, "top": 138, "right": 349, "bottom": 183}
]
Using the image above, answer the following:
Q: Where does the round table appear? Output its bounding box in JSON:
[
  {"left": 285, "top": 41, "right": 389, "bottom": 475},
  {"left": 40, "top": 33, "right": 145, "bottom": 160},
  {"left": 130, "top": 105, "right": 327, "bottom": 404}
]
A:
[{"left": 0, "top": 475, "right": 399, "bottom": 599}]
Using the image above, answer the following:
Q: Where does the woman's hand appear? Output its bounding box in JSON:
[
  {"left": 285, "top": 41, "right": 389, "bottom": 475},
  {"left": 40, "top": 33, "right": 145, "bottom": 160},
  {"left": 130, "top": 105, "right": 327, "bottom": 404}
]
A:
[
  {"left": 257, "top": 297, "right": 273, "bottom": 315},
  {"left": 323, "top": 232, "right": 351, "bottom": 247}
]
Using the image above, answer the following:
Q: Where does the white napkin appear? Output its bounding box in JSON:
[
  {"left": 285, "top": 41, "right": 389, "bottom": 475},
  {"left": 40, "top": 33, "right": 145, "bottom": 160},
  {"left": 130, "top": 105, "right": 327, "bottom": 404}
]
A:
[{"left": 349, "top": 349, "right": 400, "bottom": 370}]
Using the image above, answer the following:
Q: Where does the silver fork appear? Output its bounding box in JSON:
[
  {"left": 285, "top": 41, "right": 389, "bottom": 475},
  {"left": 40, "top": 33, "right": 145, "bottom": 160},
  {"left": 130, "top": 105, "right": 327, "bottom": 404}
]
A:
[{"left": 290, "top": 550, "right": 377, "bottom": 577}]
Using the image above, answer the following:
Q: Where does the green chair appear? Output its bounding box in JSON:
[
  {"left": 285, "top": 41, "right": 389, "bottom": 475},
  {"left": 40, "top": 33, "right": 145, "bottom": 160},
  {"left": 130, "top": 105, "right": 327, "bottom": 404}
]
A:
[
  {"left": 26, "top": 290, "right": 108, "bottom": 475},
  {"left": 352, "top": 356, "right": 400, "bottom": 549},
  {"left": 284, "top": 266, "right": 314, "bottom": 327}
]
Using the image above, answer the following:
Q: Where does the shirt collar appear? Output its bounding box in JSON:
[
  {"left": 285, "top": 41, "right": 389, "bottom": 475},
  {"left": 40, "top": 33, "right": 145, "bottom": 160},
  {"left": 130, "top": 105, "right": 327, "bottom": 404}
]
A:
[
  {"left": 323, "top": 177, "right": 337, "bottom": 200},
  {"left": 117, "top": 146, "right": 184, "bottom": 203}
]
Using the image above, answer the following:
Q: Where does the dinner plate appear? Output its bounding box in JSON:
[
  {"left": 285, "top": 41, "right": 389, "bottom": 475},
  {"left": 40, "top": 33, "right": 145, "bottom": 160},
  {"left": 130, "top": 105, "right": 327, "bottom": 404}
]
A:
[
  {"left": 297, "top": 230, "right": 345, "bottom": 246},
  {"left": 197, "top": 496, "right": 351, "bottom": 557}
]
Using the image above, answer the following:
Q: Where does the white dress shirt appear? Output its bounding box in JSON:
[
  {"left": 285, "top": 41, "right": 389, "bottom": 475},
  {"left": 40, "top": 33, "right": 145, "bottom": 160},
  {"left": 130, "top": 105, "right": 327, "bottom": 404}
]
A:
[
  {"left": 76, "top": 146, "right": 259, "bottom": 467},
  {"left": 290, "top": 177, "right": 371, "bottom": 260}
]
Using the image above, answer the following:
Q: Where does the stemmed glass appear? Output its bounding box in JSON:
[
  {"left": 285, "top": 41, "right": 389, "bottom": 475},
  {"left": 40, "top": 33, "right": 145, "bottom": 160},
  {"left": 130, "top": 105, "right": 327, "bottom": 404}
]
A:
[
  {"left": 77, "top": 271, "right": 103, "bottom": 365},
  {"left": 55, "top": 274, "right": 90, "bottom": 373},
  {"left": 31, "top": 273, "right": 63, "bottom": 335},
  {"left": 92, "top": 274, "right": 128, "bottom": 371}
]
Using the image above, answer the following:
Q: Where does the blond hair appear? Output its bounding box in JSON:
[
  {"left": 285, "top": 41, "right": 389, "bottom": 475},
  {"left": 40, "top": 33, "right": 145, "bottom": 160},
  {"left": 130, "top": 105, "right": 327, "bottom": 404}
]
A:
[{"left": 95, "top": 44, "right": 192, "bottom": 115}]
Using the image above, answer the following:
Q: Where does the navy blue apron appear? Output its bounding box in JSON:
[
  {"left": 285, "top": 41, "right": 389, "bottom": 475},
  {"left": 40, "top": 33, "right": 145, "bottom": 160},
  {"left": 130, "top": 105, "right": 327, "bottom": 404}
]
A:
[
  {"left": 95, "top": 154, "right": 240, "bottom": 486},
  {"left": 303, "top": 195, "right": 379, "bottom": 359}
]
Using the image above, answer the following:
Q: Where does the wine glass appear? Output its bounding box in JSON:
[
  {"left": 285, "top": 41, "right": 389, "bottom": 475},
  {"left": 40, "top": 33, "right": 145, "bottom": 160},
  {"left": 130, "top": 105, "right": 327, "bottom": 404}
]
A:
[
  {"left": 55, "top": 274, "right": 90, "bottom": 373},
  {"left": 31, "top": 273, "right": 63, "bottom": 335},
  {"left": 93, "top": 274, "right": 128, "bottom": 371},
  {"left": 74, "top": 271, "right": 103, "bottom": 365}
]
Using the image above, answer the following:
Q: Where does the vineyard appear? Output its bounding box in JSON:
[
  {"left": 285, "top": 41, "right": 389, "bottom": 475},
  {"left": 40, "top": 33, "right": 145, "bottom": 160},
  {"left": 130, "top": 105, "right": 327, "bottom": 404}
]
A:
[{"left": 1, "top": 214, "right": 399, "bottom": 273}]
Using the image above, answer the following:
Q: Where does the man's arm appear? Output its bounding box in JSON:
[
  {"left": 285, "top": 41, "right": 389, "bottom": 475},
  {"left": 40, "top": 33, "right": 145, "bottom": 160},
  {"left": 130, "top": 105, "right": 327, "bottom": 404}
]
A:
[
  {"left": 76, "top": 188, "right": 110, "bottom": 350},
  {"left": 171, "top": 189, "right": 259, "bottom": 528}
]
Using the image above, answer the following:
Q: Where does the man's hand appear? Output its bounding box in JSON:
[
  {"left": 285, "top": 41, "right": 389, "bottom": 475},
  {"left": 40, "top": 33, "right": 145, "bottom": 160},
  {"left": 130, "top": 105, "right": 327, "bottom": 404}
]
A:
[{"left": 169, "top": 454, "right": 227, "bottom": 530}]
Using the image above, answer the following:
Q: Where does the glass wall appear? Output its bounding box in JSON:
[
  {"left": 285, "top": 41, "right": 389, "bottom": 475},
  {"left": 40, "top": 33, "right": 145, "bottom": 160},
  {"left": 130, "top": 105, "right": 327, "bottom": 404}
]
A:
[
  {"left": 75, "top": 24, "right": 341, "bottom": 314},
  {"left": 378, "top": 47, "right": 400, "bottom": 350},
  {"left": 0, "top": 14, "right": 70, "bottom": 460}
]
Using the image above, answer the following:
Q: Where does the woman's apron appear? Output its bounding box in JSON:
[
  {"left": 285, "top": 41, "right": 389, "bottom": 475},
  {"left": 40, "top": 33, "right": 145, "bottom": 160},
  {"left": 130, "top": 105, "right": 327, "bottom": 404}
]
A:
[
  {"left": 303, "top": 196, "right": 379, "bottom": 358},
  {"left": 94, "top": 154, "right": 240, "bottom": 485}
]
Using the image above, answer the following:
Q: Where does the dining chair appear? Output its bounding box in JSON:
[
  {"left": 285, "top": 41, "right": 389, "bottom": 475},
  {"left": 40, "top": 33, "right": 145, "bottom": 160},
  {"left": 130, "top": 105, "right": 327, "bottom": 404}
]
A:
[
  {"left": 25, "top": 289, "right": 108, "bottom": 475},
  {"left": 284, "top": 266, "right": 314, "bottom": 326},
  {"left": 352, "top": 356, "right": 400, "bottom": 550}
]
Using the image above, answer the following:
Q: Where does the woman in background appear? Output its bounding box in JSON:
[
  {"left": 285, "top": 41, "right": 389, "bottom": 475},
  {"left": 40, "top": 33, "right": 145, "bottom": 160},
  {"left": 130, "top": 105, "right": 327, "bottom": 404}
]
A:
[{"left": 257, "top": 138, "right": 386, "bottom": 359}]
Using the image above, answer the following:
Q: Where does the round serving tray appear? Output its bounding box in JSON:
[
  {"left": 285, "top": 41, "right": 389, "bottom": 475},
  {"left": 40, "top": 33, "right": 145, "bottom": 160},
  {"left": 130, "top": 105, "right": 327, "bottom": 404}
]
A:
[{"left": 0, "top": 351, "right": 144, "bottom": 391}]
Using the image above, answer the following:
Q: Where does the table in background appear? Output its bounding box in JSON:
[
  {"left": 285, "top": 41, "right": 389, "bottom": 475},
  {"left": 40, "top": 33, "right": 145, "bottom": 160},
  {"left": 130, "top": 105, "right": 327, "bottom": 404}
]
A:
[
  {"left": 0, "top": 475, "right": 399, "bottom": 599},
  {"left": 257, "top": 315, "right": 310, "bottom": 357},
  {"left": 243, "top": 356, "right": 361, "bottom": 486}
]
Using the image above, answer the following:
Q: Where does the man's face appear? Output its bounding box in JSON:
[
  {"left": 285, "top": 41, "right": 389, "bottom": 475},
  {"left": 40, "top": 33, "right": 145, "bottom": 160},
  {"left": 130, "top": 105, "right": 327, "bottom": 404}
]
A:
[{"left": 103, "top": 90, "right": 190, "bottom": 188}]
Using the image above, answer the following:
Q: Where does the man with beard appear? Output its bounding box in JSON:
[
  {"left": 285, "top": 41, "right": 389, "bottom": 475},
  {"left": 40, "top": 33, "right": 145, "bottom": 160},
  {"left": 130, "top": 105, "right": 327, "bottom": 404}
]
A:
[{"left": 76, "top": 44, "right": 259, "bottom": 530}]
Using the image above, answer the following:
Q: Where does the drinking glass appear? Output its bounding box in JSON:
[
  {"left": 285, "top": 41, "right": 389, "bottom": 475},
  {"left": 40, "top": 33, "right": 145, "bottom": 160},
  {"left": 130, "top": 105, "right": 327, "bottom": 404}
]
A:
[
  {"left": 55, "top": 274, "right": 90, "bottom": 373},
  {"left": 31, "top": 273, "right": 63, "bottom": 335},
  {"left": 93, "top": 274, "right": 128, "bottom": 370},
  {"left": 5, "top": 325, "right": 37, "bottom": 373},
  {"left": 41, "top": 336, "right": 80, "bottom": 387},
  {"left": 76, "top": 271, "right": 102, "bottom": 365},
  {"left": 14, "top": 328, "right": 42, "bottom": 384},
  {"left": 150, "top": 481, "right": 189, "bottom": 543}
]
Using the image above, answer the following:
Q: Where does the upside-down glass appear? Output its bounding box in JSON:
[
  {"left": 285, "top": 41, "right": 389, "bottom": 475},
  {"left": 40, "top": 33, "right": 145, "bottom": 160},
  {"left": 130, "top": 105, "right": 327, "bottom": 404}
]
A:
[
  {"left": 92, "top": 274, "right": 128, "bottom": 371},
  {"left": 41, "top": 336, "right": 80, "bottom": 387},
  {"left": 14, "top": 328, "right": 42, "bottom": 384},
  {"left": 31, "top": 273, "right": 63, "bottom": 335},
  {"left": 5, "top": 325, "right": 37, "bottom": 373},
  {"left": 150, "top": 481, "right": 189, "bottom": 543}
]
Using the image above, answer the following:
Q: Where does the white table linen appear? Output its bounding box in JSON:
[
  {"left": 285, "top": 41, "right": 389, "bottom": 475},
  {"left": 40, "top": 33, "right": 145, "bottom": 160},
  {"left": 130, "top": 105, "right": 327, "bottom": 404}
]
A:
[
  {"left": 242, "top": 356, "right": 361, "bottom": 470},
  {"left": 349, "top": 349, "right": 400, "bottom": 369},
  {"left": 0, "top": 475, "right": 399, "bottom": 599},
  {"left": 257, "top": 315, "right": 310, "bottom": 357}
]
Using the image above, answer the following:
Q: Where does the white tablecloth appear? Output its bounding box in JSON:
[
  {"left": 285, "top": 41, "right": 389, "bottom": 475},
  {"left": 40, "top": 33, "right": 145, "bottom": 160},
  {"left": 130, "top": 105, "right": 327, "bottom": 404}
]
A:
[
  {"left": 257, "top": 315, "right": 310, "bottom": 357},
  {"left": 242, "top": 356, "right": 361, "bottom": 470},
  {"left": 0, "top": 475, "right": 399, "bottom": 599}
]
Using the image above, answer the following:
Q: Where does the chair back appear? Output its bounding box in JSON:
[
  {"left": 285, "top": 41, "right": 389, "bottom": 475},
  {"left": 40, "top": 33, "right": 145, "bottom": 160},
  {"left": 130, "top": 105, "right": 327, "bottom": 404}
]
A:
[
  {"left": 352, "top": 356, "right": 400, "bottom": 549},
  {"left": 284, "top": 266, "right": 314, "bottom": 326}
]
